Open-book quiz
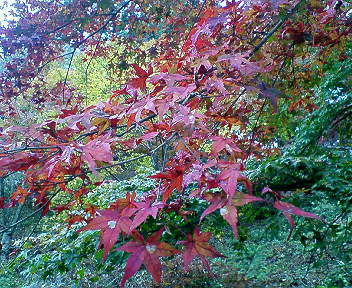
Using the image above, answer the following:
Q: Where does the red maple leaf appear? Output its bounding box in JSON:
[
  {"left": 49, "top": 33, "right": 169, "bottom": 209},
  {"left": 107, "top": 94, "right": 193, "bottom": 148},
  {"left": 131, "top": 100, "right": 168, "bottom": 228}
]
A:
[
  {"left": 0, "top": 197, "right": 6, "bottom": 209},
  {"left": 77, "top": 209, "right": 132, "bottom": 262},
  {"left": 111, "top": 192, "right": 139, "bottom": 217},
  {"left": 201, "top": 192, "right": 263, "bottom": 238},
  {"left": 149, "top": 72, "right": 188, "bottom": 87},
  {"left": 246, "top": 81, "right": 283, "bottom": 113},
  {"left": 10, "top": 186, "right": 31, "bottom": 204},
  {"left": 210, "top": 136, "right": 243, "bottom": 156},
  {"left": 219, "top": 204, "right": 239, "bottom": 238},
  {"left": 80, "top": 133, "right": 114, "bottom": 173},
  {"left": 200, "top": 192, "right": 227, "bottom": 221},
  {"left": 217, "top": 162, "right": 253, "bottom": 200},
  {"left": 150, "top": 166, "right": 185, "bottom": 202},
  {"left": 217, "top": 52, "right": 264, "bottom": 76},
  {"left": 52, "top": 201, "right": 75, "bottom": 214},
  {"left": 164, "top": 83, "right": 197, "bottom": 101},
  {"left": 274, "top": 200, "right": 321, "bottom": 240},
  {"left": 65, "top": 215, "right": 85, "bottom": 227},
  {"left": 127, "top": 96, "right": 158, "bottom": 122},
  {"left": 58, "top": 105, "right": 79, "bottom": 118},
  {"left": 232, "top": 191, "right": 264, "bottom": 206},
  {"left": 177, "top": 226, "right": 225, "bottom": 271},
  {"left": 257, "top": 81, "right": 282, "bottom": 113},
  {"left": 130, "top": 200, "right": 164, "bottom": 231},
  {"left": 117, "top": 228, "right": 179, "bottom": 287},
  {"left": 0, "top": 152, "right": 39, "bottom": 172},
  {"left": 128, "top": 64, "right": 153, "bottom": 91},
  {"left": 217, "top": 163, "right": 241, "bottom": 201},
  {"left": 222, "top": 193, "right": 264, "bottom": 238}
]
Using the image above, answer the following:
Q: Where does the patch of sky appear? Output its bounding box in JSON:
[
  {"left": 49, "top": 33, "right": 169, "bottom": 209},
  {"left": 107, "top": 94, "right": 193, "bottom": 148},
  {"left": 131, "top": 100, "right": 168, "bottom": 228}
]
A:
[{"left": 0, "top": 0, "right": 17, "bottom": 26}]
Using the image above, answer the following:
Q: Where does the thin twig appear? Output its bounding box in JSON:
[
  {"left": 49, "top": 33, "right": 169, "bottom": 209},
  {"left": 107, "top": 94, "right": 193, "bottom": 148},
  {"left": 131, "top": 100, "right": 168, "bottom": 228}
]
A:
[
  {"left": 249, "top": 0, "right": 303, "bottom": 57},
  {"left": 62, "top": 47, "right": 76, "bottom": 104},
  {"left": 84, "top": 34, "right": 103, "bottom": 105},
  {"left": 0, "top": 189, "right": 60, "bottom": 234}
]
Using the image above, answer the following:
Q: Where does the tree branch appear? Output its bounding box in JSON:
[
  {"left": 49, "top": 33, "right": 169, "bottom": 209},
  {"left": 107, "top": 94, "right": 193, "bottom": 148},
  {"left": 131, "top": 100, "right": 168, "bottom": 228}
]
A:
[{"left": 249, "top": 0, "right": 303, "bottom": 57}]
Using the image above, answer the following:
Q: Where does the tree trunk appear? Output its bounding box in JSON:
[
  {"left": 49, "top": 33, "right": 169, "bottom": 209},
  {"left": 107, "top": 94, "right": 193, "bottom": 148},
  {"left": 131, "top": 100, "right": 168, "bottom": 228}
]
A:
[{"left": 0, "top": 231, "right": 12, "bottom": 261}]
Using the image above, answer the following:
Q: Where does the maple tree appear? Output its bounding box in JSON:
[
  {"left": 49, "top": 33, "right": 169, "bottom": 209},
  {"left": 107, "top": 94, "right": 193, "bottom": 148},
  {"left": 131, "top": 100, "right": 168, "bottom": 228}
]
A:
[{"left": 0, "top": 0, "right": 351, "bottom": 286}]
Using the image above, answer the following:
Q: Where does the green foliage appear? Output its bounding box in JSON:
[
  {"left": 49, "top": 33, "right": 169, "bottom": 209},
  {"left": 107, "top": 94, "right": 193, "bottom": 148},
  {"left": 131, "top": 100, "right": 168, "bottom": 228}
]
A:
[
  {"left": 1, "top": 169, "right": 158, "bottom": 287},
  {"left": 249, "top": 154, "right": 326, "bottom": 190},
  {"left": 5, "top": 225, "right": 127, "bottom": 287},
  {"left": 239, "top": 52, "right": 352, "bottom": 286},
  {"left": 288, "top": 46, "right": 352, "bottom": 155},
  {"left": 242, "top": 149, "right": 351, "bottom": 287}
]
